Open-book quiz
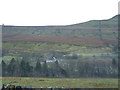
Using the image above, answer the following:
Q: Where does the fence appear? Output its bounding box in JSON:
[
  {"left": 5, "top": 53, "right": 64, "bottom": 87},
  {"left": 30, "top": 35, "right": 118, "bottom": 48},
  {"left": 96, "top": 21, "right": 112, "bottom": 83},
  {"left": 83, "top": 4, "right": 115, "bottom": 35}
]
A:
[{"left": 1, "top": 84, "right": 119, "bottom": 90}]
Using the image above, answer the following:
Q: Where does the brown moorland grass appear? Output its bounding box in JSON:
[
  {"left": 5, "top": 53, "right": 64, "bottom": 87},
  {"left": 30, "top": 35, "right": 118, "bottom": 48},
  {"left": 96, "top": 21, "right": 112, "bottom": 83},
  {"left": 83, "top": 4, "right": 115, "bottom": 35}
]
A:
[{"left": 2, "top": 34, "right": 117, "bottom": 47}]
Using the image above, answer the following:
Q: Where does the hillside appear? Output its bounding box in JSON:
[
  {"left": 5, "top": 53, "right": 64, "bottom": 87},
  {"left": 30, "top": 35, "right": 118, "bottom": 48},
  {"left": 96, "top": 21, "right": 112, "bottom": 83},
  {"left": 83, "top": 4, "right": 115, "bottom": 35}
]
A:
[
  {"left": 2, "top": 15, "right": 119, "bottom": 78},
  {"left": 2, "top": 15, "right": 119, "bottom": 47}
]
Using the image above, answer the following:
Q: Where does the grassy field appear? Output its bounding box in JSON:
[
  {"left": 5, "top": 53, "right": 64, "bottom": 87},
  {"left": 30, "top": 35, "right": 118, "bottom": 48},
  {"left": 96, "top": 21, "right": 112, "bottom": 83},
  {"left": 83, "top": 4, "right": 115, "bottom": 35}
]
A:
[
  {"left": 2, "top": 77, "right": 118, "bottom": 88},
  {"left": 2, "top": 41, "right": 114, "bottom": 61}
]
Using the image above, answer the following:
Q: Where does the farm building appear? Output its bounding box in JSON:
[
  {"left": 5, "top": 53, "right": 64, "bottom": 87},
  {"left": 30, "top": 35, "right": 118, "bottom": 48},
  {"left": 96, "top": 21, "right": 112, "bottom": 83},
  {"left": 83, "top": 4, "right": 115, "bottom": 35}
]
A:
[{"left": 41, "top": 57, "right": 58, "bottom": 63}]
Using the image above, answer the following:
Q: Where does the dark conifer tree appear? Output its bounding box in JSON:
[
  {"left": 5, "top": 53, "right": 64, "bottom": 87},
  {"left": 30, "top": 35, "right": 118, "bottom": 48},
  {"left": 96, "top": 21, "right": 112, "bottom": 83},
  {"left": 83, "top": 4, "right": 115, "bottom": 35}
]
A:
[
  {"left": 54, "top": 60, "right": 68, "bottom": 77},
  {"left": 7, "top": 58, "right": 17, "bottom": 76},
  {"left": 19, "top": 59, "right": 32, "bottom": 77},
  {"left": 42, "top": 61, "right": 49, "bottom": 77},
  {"left": 112, "top": 58, "right": 117, "bottom": 67},
  {"left": 2, "top": 60, "right": 7, "bottom": 76},
  {"left": 35, "top": 60, "right": 42, "bottom": 77}
]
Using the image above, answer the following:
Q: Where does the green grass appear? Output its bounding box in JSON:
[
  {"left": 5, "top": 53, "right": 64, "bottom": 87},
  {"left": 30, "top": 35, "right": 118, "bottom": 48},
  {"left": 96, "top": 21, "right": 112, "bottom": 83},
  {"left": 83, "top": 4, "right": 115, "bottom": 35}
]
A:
[
  {"left": 2, "top": 77, "right": 118, "bottom": 88},
  {"left": 3, "top": 42, "right": 113, "bottom": 54},
  {"left": 2, "top": 41, "right": 115, "bottom": 62}
]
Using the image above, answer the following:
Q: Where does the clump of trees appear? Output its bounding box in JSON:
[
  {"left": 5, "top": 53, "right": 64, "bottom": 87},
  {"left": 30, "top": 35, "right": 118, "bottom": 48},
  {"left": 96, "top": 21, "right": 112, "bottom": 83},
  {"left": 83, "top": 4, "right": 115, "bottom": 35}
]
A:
[
  {"left": 2, "top": 58, "right": 118, "bottom": 78},
  {"left": 2, "top": 58, "right": 68, "bottom": 77}
]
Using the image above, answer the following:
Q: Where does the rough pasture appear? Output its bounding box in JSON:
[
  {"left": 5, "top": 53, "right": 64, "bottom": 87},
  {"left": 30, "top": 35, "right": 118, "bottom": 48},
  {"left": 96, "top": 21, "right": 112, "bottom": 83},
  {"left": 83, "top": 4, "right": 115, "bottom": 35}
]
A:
[{"left": 2, "top": 77, "right": 118, "bottom": 88}]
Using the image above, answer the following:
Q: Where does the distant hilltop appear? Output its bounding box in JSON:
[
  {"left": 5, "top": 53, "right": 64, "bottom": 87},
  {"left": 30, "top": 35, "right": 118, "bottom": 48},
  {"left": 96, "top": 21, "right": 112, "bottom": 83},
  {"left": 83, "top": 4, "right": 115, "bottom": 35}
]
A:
[{"left": 2, "top": 15, "right": 119, "bottom": 47}]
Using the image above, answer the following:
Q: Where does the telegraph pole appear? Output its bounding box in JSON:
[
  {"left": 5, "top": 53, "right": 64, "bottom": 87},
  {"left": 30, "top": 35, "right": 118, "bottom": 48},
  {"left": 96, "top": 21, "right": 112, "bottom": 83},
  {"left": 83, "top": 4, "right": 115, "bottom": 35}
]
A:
[{"left": 98, "top": 20, "right": 102, "bottom": 40}]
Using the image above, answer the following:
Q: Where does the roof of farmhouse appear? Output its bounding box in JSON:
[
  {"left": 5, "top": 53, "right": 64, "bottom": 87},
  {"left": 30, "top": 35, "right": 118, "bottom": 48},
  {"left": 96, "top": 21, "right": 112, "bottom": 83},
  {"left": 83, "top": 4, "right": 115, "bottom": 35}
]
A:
[{"left": 41, "top": 57, "right": 57, "bottom": 61}]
